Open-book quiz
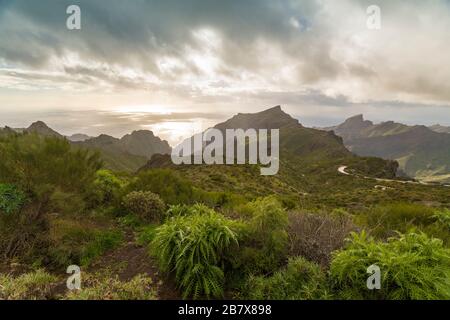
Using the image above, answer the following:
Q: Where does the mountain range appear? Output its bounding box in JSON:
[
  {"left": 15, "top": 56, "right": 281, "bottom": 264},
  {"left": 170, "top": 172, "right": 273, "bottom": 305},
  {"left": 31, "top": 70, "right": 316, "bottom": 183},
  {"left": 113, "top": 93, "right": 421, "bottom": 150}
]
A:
[
  {"left": 0, "top": 121, "right": 171, "bottom": 172},
  {"left": 323, "top": 115, "right": 450, "bottom": 183},
  {"left": 140, "top": 106, "right": 399, "bottom": 201}
]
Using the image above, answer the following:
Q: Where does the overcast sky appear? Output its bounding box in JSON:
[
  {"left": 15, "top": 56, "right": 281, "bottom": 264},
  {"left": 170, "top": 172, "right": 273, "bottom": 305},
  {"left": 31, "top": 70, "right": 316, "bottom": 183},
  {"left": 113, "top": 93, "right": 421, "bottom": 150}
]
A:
[{"left": 1, "top": 0, "right": 450, "bottom": 145}]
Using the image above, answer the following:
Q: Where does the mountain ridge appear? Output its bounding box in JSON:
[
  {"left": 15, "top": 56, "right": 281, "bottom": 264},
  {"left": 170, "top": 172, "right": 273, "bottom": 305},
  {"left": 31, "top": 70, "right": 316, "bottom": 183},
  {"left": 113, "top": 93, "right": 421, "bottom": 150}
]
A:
[{"left": 324, "top": 115, "right": 450, "bottom": 183}]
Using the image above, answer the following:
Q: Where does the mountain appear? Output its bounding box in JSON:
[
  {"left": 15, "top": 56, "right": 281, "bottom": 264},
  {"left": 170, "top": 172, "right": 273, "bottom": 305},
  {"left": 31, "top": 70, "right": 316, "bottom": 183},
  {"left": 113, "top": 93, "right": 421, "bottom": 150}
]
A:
[
  {"left": 429, "top": 124, "right": 450, "bottom": 134},
  {"left": 26, "top": 121, "right": 63, "bottom": 138},
  {"left": 120, "top": 130, "right": 171, "bottom": 159},
  {"left": 0, "top": 126, "right": 16, "bottom": 137},
  {"left": 67, "top": 133, "right": 92, "bottom": 142},
  {"left": 1, "top": 120, "right": 170, "bottom": 172},
  {"left": 76, "top": 131, "right": 171, "bottom": 172},
  {"left": 141, "top": 106, "right": 399, "bottom": 199},
  {"left": 324, "top": 115, "right": 450, "bottom": 183}
]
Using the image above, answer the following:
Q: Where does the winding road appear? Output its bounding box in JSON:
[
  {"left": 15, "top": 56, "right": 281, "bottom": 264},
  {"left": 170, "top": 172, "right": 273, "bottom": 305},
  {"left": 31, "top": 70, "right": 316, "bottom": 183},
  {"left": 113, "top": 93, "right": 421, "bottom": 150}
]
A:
[{"left": 338, "top": 166, "right": 450, "bottom": 187}]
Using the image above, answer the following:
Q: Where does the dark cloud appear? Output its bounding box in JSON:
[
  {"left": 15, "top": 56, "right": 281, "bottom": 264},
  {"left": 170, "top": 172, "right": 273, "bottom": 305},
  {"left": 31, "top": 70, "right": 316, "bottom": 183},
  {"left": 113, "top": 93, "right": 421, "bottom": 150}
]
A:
[{"left": 1, "top": 0, "right": 450, "bottom": 128}]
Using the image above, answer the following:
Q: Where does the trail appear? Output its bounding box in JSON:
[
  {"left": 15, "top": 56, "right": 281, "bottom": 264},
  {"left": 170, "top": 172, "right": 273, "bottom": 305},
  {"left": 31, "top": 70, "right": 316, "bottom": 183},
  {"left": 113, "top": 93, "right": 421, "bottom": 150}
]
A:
[
  {"left": 88, "top": 230, "right": 180, "bottom": 299},
  {"left": 338, "top": 166, "right": 450, "bottom": 187}
]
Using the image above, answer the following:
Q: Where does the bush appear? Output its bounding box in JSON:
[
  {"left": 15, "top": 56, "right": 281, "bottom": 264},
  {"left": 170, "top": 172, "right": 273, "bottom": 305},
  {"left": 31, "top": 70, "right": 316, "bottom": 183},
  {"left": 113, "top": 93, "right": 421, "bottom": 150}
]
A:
[
  {"left": 330, "top": 231, "right": 450, "bottom": 300},
  {"left": 165, "top": 203, "right": 214, "bottom": 219},
  {"left": 0, "top": 184, "right": 27, "bottom": 215},
  {"left": 151, "top": 208, "right": 238, "bottom": 299},
  {"left": 0, "top": 134, "right": 102, "bottom": 262},
  {"left": 235, "top": 196, "right": 289, "bottom": 274},
  {"left": 0, "top": 269, "right": 58, "bottom": 300},
  {"left": 65, "top": 273, "right": 156, "bottom": 300},
  {"left": 0, "top": 134, "right": 102, "bottom": 202},
  {"left": 127, "top": 169, "right": 196, "bottom": 205},
  {"left": 122, "top": 191, "right": 165, "bottom": 223},
  {"left": 0, "top": 203, "right": 51, "bottom": 261},
  {"left": 242, "top": 257, "right": 330, "bottom": 300},
  {"left": 433, "top": 209, "right": 450, "bottom": 230},
  {"left": 287, "top": 210, "right": 357, "bottom": 266},
  {"left": 89, "top": 170, "right": 125, "bottom": 206},
  {"left": 48, "top": 222, "right": 123, "bottom": 268},
  {"left": 361, "top": 203, "right": 435, "bottom": 239}
]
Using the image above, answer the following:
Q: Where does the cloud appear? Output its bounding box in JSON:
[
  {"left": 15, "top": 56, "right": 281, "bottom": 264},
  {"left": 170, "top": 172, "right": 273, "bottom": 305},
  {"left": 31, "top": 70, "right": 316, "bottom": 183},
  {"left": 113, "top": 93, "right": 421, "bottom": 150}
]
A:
[{"left": 0, "top": 0, "right": 450, "bottom": 130}]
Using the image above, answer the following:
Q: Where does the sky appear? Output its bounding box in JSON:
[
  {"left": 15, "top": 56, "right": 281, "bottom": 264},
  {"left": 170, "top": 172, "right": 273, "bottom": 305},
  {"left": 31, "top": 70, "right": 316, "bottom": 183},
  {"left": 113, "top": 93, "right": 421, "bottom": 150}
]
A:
[{"left": 1, "top": 0, "right": 450, "bottom": 145}]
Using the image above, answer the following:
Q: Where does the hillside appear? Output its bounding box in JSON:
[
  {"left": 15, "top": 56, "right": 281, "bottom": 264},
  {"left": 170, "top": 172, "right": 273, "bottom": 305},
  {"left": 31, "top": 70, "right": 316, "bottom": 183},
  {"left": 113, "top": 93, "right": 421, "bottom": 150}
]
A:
[
  {"left": 430, "top": 124, "right": 450, "bottom": 134},
  {"left": 75, "top": 131, "right": 170, "bottom": 172},
  {"left": 0, "top": 121, "right": 171, "bottom": 172},
  {"left": 140, "top": 106, "right": 404, "bottom": 206},
  {"left": 324, "top": 115, "right": 450, "bottom": 183},
  {"left": 25, "top": 121, "right": 63, "bottom": 138},
  {"left": 67, "top": 133, "right": 92, "bottom": 142}
]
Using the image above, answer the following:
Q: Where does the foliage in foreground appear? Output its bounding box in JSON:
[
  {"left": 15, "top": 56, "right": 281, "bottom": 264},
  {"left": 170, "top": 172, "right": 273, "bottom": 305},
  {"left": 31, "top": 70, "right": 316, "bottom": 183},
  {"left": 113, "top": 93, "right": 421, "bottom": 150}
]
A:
[
  {"left": 0, "top": 269, "right": 58, "bottom": 300},
  {"left": 330, "top": 231, "right": 450, "bottom": 300},
  {"left": 242, "top": 257, "right": 330, "bottom": 300},
  {"left": 122, "top": 191, "right": 166, "bottom": 223},
  {"left": 234, "top": 196, "right": 289, "bottom": 275},
  {"left": 65, "top": 273, "right": 156, "bottom": 300},
  {"left": 151, "top": 206, "right": 238, "bottom": 299}
]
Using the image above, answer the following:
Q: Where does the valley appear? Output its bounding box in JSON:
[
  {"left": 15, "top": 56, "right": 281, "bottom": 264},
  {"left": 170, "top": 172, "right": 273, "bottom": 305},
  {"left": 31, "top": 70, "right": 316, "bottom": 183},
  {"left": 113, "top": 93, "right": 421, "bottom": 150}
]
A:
[{"left": 1, "top": 106, "right": 449, "bottom": 300}]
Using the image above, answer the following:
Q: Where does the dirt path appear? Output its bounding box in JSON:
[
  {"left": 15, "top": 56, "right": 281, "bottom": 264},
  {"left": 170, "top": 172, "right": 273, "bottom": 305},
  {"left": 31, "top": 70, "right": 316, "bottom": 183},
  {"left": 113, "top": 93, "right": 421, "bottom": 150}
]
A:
[{"left": 88, "top": 230, "right": 180, "bottom": 300}]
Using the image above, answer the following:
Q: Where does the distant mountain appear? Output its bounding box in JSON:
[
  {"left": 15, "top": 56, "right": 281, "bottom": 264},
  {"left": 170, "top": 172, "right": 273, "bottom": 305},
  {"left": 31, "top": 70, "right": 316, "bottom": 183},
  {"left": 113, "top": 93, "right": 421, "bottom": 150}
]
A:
[
  {"left": 429, "top": 124, "right": 450, "bottom": 134},
  {"left": 120, "top": 130, "right": 171, "bottom": 159},
  {"left": 1, "top": 120, "right": 171, "bottom": 172},
  {"left": 26, "top": 121, "right": 63, "bottom": 138},
  {"left": 76, "top": 131, "right": 171, "bottom": 172},
  {"left": 0, "top": 126, "right": 16, "bottom": 137},
  {"left": 67, "top": 133, "right": 92, "bottom": 142},
  {"left": 324, "top": 115, "right": 450, "bottom": 183}
]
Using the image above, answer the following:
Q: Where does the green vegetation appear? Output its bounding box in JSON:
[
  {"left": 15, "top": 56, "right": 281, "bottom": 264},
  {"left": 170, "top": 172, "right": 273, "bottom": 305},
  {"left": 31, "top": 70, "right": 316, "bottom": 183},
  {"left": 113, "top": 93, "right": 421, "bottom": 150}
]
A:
[
  {"left": 151, "top": 207, "right": 238, "bottom": 299},
  {"left": 0, "top": 117, "right": 449, "bottom": 301},
  {"left": 0, "top": 183, "right": 27, "bottom": 215},
  {"left": 0, "top": 269, "right": 58, "bottom": 300},
  {"left": 242, "top": 257, "right": 330, "bottom": 300},
  {"left": 65, "top": 273, "right": 156, "bottom": 300},
  {"left": 122, "top": 191, "right": 166, "bottom": 223},
  {"left": 330, "top": 232, "right": 450, "bottom": 300}
]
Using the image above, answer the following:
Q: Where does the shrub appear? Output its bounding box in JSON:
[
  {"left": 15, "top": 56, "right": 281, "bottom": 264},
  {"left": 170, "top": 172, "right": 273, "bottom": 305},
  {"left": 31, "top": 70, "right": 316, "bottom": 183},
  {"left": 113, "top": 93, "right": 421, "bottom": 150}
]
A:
[
  {"left": 0, "top": 184, "right": 27, "bottom": 215},
  {"left": 65, "top": 273, "right": 156, "bottom": 300},
  {"left": 235, "top": 196, "right": 289, "bottom": 274},
  {"left": 287, "top": 210, "right": 358, "bottom": 266},
  {"left": 151, "top": 209, "right": 238, "bottom": 299},
  {"left": 361, "top": 203, "right": 435, "bottom": 239},
  {"left": 0, "top": 134, "right": 102, "bottom": 262},
  {"left": 122, "top": 191, "right": 165, "bottom": 223},
  {"left": 0, "top": 269, "right": 58, "bottom": 300},
  {"left": 165, "top": 203, "right": 214, "bottom": 219},
  {"left": 330, "top": 231, "right": 450, "bottom": 300},
  {"left": 90, "top": 170, "right": 125, "bottom": 206},
  {"left": 127, "top": 169, "right": 196, "bottom": 205},
  {"left": 48, "top": 222, "right": 123, "bottom": 268},
  {"left": 242, "top": 257, "right": 330, "bottom": 300},
  {"left": 433, "top": 209, "right": 450, "bottom": 230},
  {"left": 0, "top": 134, "right": 102, "bottom": 202},
  {"left": 0, "top": 203, "right": 51, "bottom": 261}
]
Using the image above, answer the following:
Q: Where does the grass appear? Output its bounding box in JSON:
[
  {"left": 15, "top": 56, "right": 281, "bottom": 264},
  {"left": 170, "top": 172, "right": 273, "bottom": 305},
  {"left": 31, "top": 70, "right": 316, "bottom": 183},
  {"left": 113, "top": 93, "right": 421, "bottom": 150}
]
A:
[
  {"left": 0, "top": 269, "right": 58, "bottom": 300},
  {"left": 65, "top": 273, "right": 156, "bottom": 300}
]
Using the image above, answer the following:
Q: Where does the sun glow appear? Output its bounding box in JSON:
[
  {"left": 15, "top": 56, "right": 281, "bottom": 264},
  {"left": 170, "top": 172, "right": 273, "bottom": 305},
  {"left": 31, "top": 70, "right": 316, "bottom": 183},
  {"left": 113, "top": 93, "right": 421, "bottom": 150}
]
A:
[
  {"left": 113, "top": 105, "right": 173, "bottom": 115},
  {"left": 143, "top": 120, "right": 205, "bottom": 147}
]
